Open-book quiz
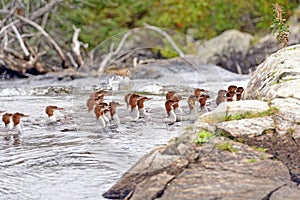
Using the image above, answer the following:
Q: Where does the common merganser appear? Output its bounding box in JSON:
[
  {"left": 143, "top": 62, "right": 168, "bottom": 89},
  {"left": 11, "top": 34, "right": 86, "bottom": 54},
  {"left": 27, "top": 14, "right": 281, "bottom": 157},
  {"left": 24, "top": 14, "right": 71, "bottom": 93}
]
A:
[
  {"left": 199, "top": 93, "right": 210, "bottom": 113},
  {"left": 45, "top": 106, "right": 64, "bottom": 122},
  {"left": 187, "top": 95, "right": 199, "bottom": 113},
  {"left": 236, "top": 87, "right": 244, "bottom": 101},
  {"left": 97, "top": 102, "right": 110, "bottom": 123},
  {"left": 109, "top": 101, "right": 122, "bottom": 125},
  {"left": 165, "top": 99, "right": 176, "bottom": 123},
  {"left": 227, "top": 85, "right": 237, "bottom": 92},
  {"left": 94, "top": 104, "right": 110, "bottom": 128},
  {"left": 216, "top": 89, "right": 227, "bottom": 106},
  {"left": 137, "top": 96, "right": 152, "bottom": 118},
  {"left": 166, "top": 91, "right": 176, "bottom": 100},
  {"left": 128, "top": 93, "right": 141, "bottom": 121},
  {"left": 172, "top": 94, "right": 182, "bottom": 121},
  {"left": 12, "top": 112, "right": 29, "bottom": 134},
  {"left": 2, "top": 113, "right": 13, "bottom": 130},
  {"left": 86, "top": 90, "right": 110, "bottom": 112},
  {"left": 226, "top": 91, "right": 235, "bottom": 102}
]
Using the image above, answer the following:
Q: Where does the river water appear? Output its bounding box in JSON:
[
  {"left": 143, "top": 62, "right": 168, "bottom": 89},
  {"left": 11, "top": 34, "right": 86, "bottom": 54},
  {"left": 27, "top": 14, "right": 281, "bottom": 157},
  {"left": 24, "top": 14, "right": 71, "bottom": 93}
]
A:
[{"left": 0, "top": 63, "right": 249, "bottom": 200}]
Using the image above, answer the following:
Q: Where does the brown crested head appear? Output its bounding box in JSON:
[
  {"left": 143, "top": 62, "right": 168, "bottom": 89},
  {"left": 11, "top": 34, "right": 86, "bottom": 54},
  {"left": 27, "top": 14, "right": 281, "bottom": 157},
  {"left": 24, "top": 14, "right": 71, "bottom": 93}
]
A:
[
  {"left": 199, "top": 93, "right": 210, "bottom": 107},
  {"left": 2, "top": 113, "right": 13, "bottom": 125},
  {"left": 217, "top": 89, "right": 227, "bottom": 96},
  {"left": 109, "top": 101, "right": 122, "bottom": 117},
  {"left": 45, "top": 106, "right": 64, "bottom": 117},
  {"left": 129, "top": 93, "right": 140, "bottom": 109},
  {"left": 137, "top": 97, "right": 152, "bottom": 109},
  {"left": 166, "top": 91, "right": 176, "bottom": 100},
  {"left": 226, "top": 91, "right": 235, "bottom": 101},
  {"left": 236, "top": 87, "right": 244, "bottom": 94},
  {"left": 165, "top": 99, "right": 174, "bottom": 114},
  {"left": 194, "top": 88, "right": 207, "bottom": 97},
  {"left": 227, "top": 85, "right": 237, "bottom": 92},
  {"left": 236, "top": 87, "right": 244, "bottom": 101},
  {"left": 94, "top": 103, "right": 109, "bottom": 119},
  {"left": 12, "top": 112, "right": 29, "bottom": 126}
]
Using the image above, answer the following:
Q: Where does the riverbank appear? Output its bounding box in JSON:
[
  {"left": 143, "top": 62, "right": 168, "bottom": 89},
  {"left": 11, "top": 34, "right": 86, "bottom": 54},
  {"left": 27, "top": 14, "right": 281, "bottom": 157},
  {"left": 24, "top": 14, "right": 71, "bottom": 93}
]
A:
[{"left": 103, "top": 45, "right": 300, "bottom": 199}]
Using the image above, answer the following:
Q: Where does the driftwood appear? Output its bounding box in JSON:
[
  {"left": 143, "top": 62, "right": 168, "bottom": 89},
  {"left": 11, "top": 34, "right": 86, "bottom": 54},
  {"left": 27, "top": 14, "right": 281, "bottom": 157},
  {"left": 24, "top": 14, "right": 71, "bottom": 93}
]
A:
[
  {"left": 71, "top": 25, "right": 88, "bottom": 67},
  {"left": 97, "top": 30, "right": 131, "bottom": 74},
  {"left": 15, "top": 14, "right": 66, "bottom": 66},
  {"left": 0, "top": 0, "right": 89, "bottom": 77}
]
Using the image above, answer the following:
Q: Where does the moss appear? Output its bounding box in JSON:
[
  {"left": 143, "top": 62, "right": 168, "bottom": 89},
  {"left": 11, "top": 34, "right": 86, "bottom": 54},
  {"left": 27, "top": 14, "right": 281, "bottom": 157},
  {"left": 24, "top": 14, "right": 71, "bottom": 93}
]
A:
[
  {"left": 248, "top": 158, "right": 257, "bottom": 163},
  {"left": 288, "top": 128, "right": 295, "bottom": 135},
  {"left": 251, "top": 146, "right": 268, "bottom": 153},
  {"left": 216, "top": 142, "right": 238, "bottom": 153},
  {"left": 225, "top": 107, "right": 279, "bottom": 121},
  {"left": 194, "top": 131, "right": 214, "bottom": 145}
]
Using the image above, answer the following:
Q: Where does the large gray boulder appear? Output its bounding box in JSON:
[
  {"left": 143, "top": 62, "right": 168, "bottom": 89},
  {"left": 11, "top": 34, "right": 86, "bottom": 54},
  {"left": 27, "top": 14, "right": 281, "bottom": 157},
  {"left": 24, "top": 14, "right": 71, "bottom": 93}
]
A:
[
  {"left": 243, "top": 44, "right": 300, "bottom": 135},
  {"left": 198, "top": 29, "right": 253, "bottom": 74}
]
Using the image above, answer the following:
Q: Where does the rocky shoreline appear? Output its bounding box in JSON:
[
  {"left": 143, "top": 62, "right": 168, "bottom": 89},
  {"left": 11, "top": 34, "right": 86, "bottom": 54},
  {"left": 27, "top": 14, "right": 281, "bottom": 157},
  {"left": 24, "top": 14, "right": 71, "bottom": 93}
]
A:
[{"left": 103, "top": 45, "right": 300, "bottom": 199}]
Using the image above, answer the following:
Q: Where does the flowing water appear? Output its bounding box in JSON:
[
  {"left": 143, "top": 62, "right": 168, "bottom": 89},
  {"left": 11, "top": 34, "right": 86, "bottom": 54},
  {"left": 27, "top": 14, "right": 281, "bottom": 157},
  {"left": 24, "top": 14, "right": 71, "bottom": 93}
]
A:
[{"left": 0, "top": 64, "right": 249, "bottom": 199}]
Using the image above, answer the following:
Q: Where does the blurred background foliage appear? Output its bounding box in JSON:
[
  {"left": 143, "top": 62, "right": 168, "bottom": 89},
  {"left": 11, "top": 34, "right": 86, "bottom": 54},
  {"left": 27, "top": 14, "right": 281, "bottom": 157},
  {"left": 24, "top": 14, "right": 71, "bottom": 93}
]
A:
[{"left": 51, "top": 0, "right": 298, "bottom": 50}]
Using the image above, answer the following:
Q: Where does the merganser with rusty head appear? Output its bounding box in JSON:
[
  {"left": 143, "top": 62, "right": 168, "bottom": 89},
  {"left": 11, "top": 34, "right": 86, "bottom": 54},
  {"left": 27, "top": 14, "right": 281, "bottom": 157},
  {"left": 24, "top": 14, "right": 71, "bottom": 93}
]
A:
[
  {"left": 109, "top": 101, "right": 122, "bottom": 125},
  {"left": 137, "top": 96, "right": 152, "bottom": 118},
  {"left": 45, "top": 106, "right": 64, "bottom": 122},
  {"left": 235, "top": 87, "right": 244, "bottom": 101},
  {"left": 94, "top": 103, "right": 110, "bottom": 128},
  {"left": 128, "top": 93, "right": 141, "bottom": 121},
  {"left": 171, "top": 94, "right": 182, "bottom": 121},
  {"left": 165, "top": 99, "right": 176, "bottom": 123},
  {"left": 199, "top": 93, "right": 210, "bottom": 113}
]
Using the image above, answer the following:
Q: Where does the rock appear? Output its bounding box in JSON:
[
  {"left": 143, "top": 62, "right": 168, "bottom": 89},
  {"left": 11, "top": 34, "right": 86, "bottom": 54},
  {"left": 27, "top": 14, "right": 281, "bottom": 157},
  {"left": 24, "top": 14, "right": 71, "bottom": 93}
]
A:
[
  {"left": 197, "top": 8, "right": 300, "bottom": 74},
  {"left": 270, "top": 185, "right": 300, "bottom": 200},
  {"left": 102, "top": 147, "right": 190, "bottom": 199},
  {"left": 198, "top": 100, "right": 270, "bottom": 123},
  {"left": 198, "top": 29, "right": 253, "bottom": 74},
  {"left": 243, "top": 44, "right": 300, "bottom": 134},
  {"left": 217, "top": 116, "right": 275, "bottom": 137},
  {"left": 244, "top": 45, "right": 300, "bottom": 100},
  {"left": 160, "top": 137, "right": 288, "bottom": 200},
  {"left": 103, "top": 128, "right": 295, "bottom": 200}
]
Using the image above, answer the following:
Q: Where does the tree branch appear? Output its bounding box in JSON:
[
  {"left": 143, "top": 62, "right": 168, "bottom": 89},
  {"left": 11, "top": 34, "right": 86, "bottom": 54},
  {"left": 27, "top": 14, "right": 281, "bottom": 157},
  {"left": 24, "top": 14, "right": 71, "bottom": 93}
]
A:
[
  {"left": 11, "top": 24, "right": 31, "bottom": 58},
  {"left": 97, "top": 31, "right": 131, "bottom": 74},
  {"left": 15, "top": 14, "right": 66, "bottom": 66},
  {"left": 29, "top": 0, "right": 64, "bottom": 21},
  {"left": 143, "top": 23, "right": 185, "bottom": 58}
]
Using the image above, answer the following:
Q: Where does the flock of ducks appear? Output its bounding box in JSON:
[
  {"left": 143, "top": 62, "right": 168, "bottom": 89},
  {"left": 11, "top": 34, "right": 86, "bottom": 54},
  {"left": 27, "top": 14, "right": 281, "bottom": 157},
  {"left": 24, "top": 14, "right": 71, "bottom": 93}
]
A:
[
  {"left": 84, "top": 85, "right": 244, "bottom": 128},
  {"left": 0, "top": 85, "right": 244, "bottom": 142}
]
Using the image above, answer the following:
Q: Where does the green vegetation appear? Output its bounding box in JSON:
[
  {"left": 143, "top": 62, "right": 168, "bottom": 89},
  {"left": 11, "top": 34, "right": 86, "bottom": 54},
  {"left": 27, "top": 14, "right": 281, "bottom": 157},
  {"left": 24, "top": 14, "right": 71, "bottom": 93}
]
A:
[
  {"left": 194, "top": 131, "right": 214, "bottom": 145},
  {"left": 270, "top": 3, "right": 289, "bottom": 47},
  {"left": 225, "top": 107, "right": 279, "bottom": 121},
  {"left": 247, "top": 158, "right": 257, "bottom": 163},
  {"left": 288, "top": 128, "right": 295, "bottom": 135},
  {"left": 251, "top": 146, "right": 268, "bottom": 153},
  {"left": 51, "top": 0, "right": 298, "bottom": 49},
  {"left": 216, "top": 142, "right": 238, "bottom": 153}
]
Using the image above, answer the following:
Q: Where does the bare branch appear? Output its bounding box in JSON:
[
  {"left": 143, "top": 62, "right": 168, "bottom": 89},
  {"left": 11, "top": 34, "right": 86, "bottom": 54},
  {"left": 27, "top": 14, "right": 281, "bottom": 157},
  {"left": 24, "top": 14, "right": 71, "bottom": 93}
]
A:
[
  {"left": 71, "top": 25, "right": 87, "bottom": 66},
  {"left": 143, "top": 23, "right": 185, "bottom": 58},
  {"left": 15, "top": 14, "right": 66, "bottom": 66},
  {"left": 97, "top": 31, "right": 131, "bottom": 74},
  {"left": 66, "top": 52, "right": 78, "bottom": 68},
  {"left": 11, "top": 24, "right": 31, "bottom": 58},
  {"left": 0, "top": 5, "right": 17, "bottom": 28},
  {"left": 29, "top": 0, "right": 64, "bottom": 20},
  {"left": 0, "top": 19, "right": 19, "bottom": 36}
]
